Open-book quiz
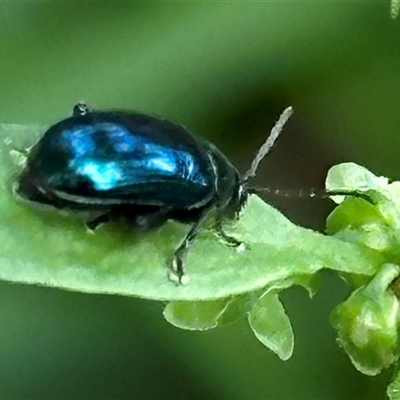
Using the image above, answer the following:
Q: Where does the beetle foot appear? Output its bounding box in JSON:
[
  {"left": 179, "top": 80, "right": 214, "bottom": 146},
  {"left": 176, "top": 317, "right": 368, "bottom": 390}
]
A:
[
  {"left": 216, "top": 229, "right": 245, "bottom": 249},
  {"left": 168, "top": 255, "right": 190, "bottom": 285}
]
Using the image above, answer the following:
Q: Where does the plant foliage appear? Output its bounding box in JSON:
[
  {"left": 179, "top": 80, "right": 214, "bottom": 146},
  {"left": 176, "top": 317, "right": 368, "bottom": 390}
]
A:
[{"left": 2, "top": 124, "right": 400, "bottom": 398}]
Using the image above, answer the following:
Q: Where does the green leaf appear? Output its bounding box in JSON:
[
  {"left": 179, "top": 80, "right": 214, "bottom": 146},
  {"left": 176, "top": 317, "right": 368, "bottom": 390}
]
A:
[
  {"left": 248, "top": 291, "right": 294, "bottom": 360},
  {"left": 326, "top": 162, "right": 390, "bottom": 197},
  {"left": 326, "top": 197, "right": 395, "bottom": 252},
  {"left": 330, "top": 264, "right": 400, "bottom": 376},
  {"left": 163, "top": 294, "right": 255, "bottom": 330},
  {"left": 269, "top": 273, "right": 321, "bottom": 298},
  {"left": 164, "top": 294, "right": 256, "bottom": 331},
  {"left": 163, "top": 275, "right": 318, "bottom": 333},
  {"left": 326, "top": 163, "right": 400, "bottom": 259},
  {"left": 163, "top": 298, "right": 232, "bottom": 330},
  {"left": 388, "top": 369, "right": 400, "bottom": 400},
  {"left": 216, "top": 294, "right": 253, "bottom": 326},
  {"left": 0, "top": 125, "right": 384, "bottom": 301},
  {"left": 391, "top": 0, "right": 400, "bottom": 19}
]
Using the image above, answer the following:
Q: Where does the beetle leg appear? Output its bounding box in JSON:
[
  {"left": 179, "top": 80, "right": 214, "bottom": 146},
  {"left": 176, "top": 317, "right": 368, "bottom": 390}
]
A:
[
  {"left": 169, "top": 211, "right": 210, "bottom": 285},
  {"left": 114, "top": 207, "right": 170, "bottom": 229},
  {"left": 215, "top": 223, "right": 243, "bottom": 248},
  {"left": 134, "top": 209, "right": 170, "bottom": 230},
  {"left": 85, "top": 213, "right": 111, "bottom": 232},
  {"left": 170, "top": 222, "right": 200, "bottom": 284}
]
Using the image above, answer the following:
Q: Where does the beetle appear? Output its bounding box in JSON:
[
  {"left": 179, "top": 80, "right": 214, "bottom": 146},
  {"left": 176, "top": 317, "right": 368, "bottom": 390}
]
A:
[{"left": 16, "top": 103, "right": 292, "bottom": 283}]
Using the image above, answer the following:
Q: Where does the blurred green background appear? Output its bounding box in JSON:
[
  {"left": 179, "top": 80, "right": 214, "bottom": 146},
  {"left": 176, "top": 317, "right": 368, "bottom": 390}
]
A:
[{"left": 0, "top": 2, "right": 399, "bottom": 399}]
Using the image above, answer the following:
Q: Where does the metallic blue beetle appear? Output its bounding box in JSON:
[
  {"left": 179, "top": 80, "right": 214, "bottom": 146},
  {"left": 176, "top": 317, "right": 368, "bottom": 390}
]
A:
[{"left": 16, "top": 104, "right": 292, "bottom": 283}]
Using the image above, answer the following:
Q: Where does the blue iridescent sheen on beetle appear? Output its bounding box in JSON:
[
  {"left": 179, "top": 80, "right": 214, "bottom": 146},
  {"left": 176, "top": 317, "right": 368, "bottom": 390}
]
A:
[{"left": 16, "top": 104, "right": 249, "bottom": 283}]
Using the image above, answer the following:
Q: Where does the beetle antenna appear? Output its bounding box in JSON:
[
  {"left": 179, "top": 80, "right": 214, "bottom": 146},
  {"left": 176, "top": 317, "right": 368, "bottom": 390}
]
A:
[
  {"left": 249, "top": 187, "right": 321, "bottom": 198},
  {"left": 248, "top": 187, "right": 376, "bottom": 204},
  {"left": 242, "top": 106, "right": 293, "bottom": 183}
]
